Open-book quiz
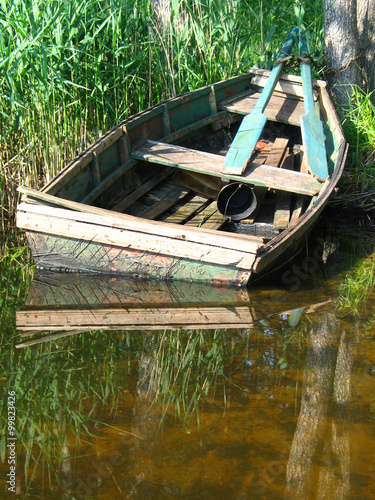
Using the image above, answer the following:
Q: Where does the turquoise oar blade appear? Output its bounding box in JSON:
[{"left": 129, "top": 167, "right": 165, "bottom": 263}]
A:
[
  {"left": 300, "top": 36, "right": 328, "bottom": 180},
  {"left": 223, "top": 27, "right": 298, "bottom": 175}
]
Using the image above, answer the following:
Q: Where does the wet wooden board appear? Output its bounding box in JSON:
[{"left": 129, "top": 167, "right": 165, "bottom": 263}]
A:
[
  {"left": 273, "top": 154, "right": 295, "bottom": 229},
  {"left": 164, "top": 195, "right": 210, "bottom": 224},
  {"left": 289, "top": 195, "right": 305, "bottom": 225},
  {"left": 219, "top": 92, "right": 305, "bottom": 126},
  {"left": 139, "top": 184, "right": 189, "bottom": 220},
  {"left": 132, "top": 141, "right": 323, "bottom": 196},
  {"left": 185, "top": 201, "right": 226, "bottom": 229},
  {"left": 199, "top": 211, "right": 227, "bottom": 229},
  {"left": 264, "top": 138, "right": 289, "bottom": 167},
  {"left": 112, "top": 167, "right": 174, "bottom": 212}
]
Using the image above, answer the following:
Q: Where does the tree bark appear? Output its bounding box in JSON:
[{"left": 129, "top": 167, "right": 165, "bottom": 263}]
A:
[
  {"left": 323, "top": 0, "right": 375, "bottom": 108},
  {"left": 357, "top": 0, "right": 375, "bottom": 94}
]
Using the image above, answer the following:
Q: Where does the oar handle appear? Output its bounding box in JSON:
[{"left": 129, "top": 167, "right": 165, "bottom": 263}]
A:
[
  {"left": 256, "top": 27, "right": 298, "bottom": 111},
  {"left": 277, "top": 26, "right": 298, "bottom": 62},
  {"left": 300, "top": 36, "right": 315, "bottom": 113}
]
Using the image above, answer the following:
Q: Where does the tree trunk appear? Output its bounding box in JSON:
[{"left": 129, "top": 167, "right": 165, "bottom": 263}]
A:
[
  {"left": 357, "top": 1, "right": 375, "bottom": 95},
  {"left": 323, "top": 0, "right": 375, "bottom": 109}
]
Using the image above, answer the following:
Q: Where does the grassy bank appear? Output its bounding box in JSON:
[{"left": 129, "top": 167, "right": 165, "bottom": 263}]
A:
[{"left": 0, "top": 0, "right": 326, "bottom": 231}]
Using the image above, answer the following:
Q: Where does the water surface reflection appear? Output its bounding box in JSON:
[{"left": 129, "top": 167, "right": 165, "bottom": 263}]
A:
[{"left": 5, "top": 274, "right": 375, "bottom": 499}]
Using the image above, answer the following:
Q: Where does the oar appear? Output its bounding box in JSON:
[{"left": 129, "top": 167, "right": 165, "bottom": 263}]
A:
[
  {"left": 223, "top": 27, "right": 298, "bottom": 175},
  {"left": 299, "top": 36, "right": 328, "bottom": 180}
]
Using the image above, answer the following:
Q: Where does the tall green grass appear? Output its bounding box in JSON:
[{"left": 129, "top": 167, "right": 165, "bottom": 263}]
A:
[
  {"left": 342, "top": 86, "right": 375, "bottom": 190},
  {"left": 338, "top": 252, "right": 375, "bottom": 315},
  {"left": 0, "top": 0, "right": 324, "bottom": 232}
]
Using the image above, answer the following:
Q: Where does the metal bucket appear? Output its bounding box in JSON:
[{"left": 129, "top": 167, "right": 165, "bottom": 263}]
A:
[{"left": 217, "top": 182, "right": 257, "bottom": 221}]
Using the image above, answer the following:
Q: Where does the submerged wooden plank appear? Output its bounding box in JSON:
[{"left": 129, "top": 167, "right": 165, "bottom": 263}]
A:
[
  {"left": 132, "top": 141, "right": 323, "bottom": 196},
  {"left": 240, "top": 186, "right": 268, "bottom": 225}
]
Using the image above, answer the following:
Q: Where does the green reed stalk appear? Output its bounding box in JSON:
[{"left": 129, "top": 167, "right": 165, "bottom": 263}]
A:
[{"left": 0, "top": 0, "right": 324, "bottom": 233}]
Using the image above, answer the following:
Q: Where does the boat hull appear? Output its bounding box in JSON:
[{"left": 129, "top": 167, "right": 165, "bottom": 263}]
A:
[
  {"left": 25, "top": 230, "right": 252, "bottom": 285},
  {"left": 16, "top": 68, "right": 347, "bottom": 286}
]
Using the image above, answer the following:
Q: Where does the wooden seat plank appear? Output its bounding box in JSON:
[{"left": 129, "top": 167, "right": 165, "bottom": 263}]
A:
[
  {"left": 219, "top": 92, "right": 305, "bottom": 126},
  {"left": 132, "top": 140, "right": 322, "bottom": 196}
]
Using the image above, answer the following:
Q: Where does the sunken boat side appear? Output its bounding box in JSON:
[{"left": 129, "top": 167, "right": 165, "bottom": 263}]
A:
[{"left": 16, "top": 68, "right": 347, "bottom": 286}]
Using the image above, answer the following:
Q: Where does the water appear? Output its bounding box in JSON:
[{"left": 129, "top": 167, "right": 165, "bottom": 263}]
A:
[{"left": 1, "top": 247, "right": 375, "bottom": 499}]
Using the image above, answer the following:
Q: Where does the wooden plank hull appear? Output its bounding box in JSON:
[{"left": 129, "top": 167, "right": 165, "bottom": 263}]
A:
[
  {"left": 25, "top": 230, "right": 252, "bottom": 285},
  {"left": 16, "top": 68, "right": 347, "bottom": 286}
]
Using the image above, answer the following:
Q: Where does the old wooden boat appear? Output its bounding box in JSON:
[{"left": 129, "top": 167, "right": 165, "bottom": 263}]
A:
[
  {"left": 16, "top": 272, "right": 332, "bottom": 348},
  {"left": 16, "top": 65, "right": 347, "bottom": 286}
]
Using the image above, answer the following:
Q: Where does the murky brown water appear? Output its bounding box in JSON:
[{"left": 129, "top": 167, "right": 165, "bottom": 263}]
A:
[{"left": 1, "top": 271, "right": 375, "bottom": 499}]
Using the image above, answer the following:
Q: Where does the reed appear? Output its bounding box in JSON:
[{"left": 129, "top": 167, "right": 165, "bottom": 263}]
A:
[
  {"left": 341, "top": 86, "right": 375, "bottom": 190},
  {"left": 338, "top": 252, "right": 375, "bottom": 314},
  {"left": 0, "top": 0, "right": 324, "bottom": 233}
]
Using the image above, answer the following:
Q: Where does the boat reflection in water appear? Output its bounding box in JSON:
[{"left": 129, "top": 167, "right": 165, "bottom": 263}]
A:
[
  {"left": 16, "top": 271, "right": 331, "bottom": 346},
  {"left": 15, "top": 273, "right": 372, "bottom": 500}
]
